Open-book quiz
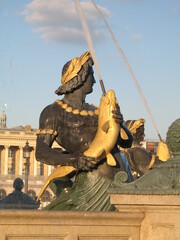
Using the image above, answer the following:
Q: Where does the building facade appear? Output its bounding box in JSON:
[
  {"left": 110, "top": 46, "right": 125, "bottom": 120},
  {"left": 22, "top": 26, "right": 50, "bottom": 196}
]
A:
[{"left": 0, "top": 112, "right": 61, "bottom": 208}]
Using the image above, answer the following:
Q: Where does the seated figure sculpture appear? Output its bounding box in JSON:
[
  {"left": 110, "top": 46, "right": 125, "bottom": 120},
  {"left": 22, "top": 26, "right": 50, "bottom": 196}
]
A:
[
  {"left": 35, "top": 51, "right": 134, "bottom": 211},
  {"left": 123, "top": 119, "right": 162, "bottom": 177}
]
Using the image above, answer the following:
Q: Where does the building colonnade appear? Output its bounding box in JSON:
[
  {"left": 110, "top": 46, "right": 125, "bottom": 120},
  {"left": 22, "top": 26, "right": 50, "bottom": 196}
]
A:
[
  {"left": 0, "top": 145, "right": 52, "bottom": 177},
  {"left": 0, "top": 127, "right": 61, "bottom": 206}
]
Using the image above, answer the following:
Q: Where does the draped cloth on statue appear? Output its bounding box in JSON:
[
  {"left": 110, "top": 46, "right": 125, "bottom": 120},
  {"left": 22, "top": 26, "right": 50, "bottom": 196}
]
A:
[{"left": 45, "top": 170, "right": 116, "bottom": 211}]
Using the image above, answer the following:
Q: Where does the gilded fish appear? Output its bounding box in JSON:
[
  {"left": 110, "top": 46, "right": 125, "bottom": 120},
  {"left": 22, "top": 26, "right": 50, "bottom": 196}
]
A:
[
  {"left": 84, "top": 89, "right": 119, "bottom": 165},
  {"left": 37, "top": 90, "right": 119, "bottom": 201}
]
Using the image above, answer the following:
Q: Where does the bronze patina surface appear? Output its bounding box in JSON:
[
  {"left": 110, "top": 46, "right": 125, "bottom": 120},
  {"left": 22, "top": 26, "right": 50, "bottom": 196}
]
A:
[
  {"left": 35, "top": 51, "right": 134, "bottom": 211},
  {"left": 123, "top": 119, "right": 162, "bottom": 177},
  {"left": 109, "top": 118, "right": 180, "bottom": 195}
]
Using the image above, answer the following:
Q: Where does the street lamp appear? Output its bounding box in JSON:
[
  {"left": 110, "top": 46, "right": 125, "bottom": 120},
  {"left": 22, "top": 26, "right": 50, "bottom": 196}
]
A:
[{"left": 23, "top": 141, "right": 31, "bottom": 194}]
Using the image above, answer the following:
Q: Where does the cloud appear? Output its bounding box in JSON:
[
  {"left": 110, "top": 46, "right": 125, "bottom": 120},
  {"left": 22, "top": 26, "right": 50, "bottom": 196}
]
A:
[
  {"left": 131, "top": 33, "right": 143, "bottom": 41},
  {"left": 22, "top": 0, "right": 111, "bottom": 44}
]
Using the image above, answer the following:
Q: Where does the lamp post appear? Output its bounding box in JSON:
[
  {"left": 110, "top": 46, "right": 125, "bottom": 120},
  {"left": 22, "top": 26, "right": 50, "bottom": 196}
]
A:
[{"left": 23, "top": 141, "right": 31, "bottom": 194}]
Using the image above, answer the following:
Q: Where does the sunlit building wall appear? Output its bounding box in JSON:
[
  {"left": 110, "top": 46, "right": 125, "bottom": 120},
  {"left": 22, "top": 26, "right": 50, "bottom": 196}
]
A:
[{"left": 0, "top": 112, "right": 61, "bottom": 207}]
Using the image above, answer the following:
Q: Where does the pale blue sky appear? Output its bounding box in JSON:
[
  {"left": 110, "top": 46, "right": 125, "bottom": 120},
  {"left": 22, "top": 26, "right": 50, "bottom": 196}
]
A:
[{"left": 0, "top": 0, "right": 180, "bottom": 140}]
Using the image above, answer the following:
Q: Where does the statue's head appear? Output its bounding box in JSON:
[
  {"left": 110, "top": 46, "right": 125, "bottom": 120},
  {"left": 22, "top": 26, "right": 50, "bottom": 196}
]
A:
[
  {"left": 55, "top": 51, "right": 94, "bottom": 95},
  {"left": 13, "top": 178, "right": 24, "bottom": 191}
]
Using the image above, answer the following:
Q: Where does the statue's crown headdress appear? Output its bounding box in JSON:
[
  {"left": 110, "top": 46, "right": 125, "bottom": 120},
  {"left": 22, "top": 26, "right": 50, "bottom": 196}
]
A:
[{"left": 61, "top": 51, "right": 92, "bottom": 85}]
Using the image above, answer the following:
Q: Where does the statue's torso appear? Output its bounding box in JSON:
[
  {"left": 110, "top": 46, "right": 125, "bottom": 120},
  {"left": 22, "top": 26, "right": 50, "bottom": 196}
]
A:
[
  {"left": 39, "top": 101, "right": 132, "bottom": 181},
  {"left": 40, "top": 102, "right": 98, "bottom": 153}
]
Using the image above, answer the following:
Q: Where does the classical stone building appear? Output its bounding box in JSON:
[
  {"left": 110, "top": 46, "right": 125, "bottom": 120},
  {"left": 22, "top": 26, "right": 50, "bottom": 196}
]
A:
[{"left": 0, "top": 111, "right": 60, "bottom": 208}]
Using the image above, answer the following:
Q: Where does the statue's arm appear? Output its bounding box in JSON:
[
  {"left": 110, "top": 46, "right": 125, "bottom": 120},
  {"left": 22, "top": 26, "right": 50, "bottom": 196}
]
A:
[
  {"left": 36, "top": 133, "right": 68, "bottom": 165},
  {"left": 35, "top": 105, "right": 97, "bottom": 170},
  {"left": 117, "top": 123, "right": 134, "bottom": 148},
  {"left": 112, "top": 103, "right": 133, "bottom": 148},
  {"left": 36, "top": 134, "right": 97, "bottom": 170}
]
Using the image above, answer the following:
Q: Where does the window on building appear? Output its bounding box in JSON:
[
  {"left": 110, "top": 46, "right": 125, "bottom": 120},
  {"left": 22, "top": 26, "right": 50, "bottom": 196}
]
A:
[
  {"left": 37, "top": 162, "right": 44, "bottom": 176},
  {"left": 8, "top": 148, "right": 13, "bottom": 158},
  {"left": 8, "top": 148, "right": 16, "bottom": 175}
]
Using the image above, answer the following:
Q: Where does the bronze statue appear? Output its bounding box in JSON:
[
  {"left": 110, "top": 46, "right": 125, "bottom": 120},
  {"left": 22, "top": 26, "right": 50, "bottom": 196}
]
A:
[
  {"left": 123, "top": 119, "right": 162, "bottom": 177},
  {"left": 35, "top": 51, "right": 134, "bottom": 211}
]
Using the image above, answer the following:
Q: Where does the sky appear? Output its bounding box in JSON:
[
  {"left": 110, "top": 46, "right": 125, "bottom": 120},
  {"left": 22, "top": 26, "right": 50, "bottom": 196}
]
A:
[{"left": 0, "top": 0, "right": 180, "bottom": 141}]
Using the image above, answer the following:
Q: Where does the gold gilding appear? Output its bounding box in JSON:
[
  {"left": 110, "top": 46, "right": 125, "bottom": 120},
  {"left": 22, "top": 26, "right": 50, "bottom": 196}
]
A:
[
  {"left": 72, "top": 109, "right": 80, "bottom": 115},
  {"left": 66, "top": 107, "right": 73, "bottom": 113},
  {"left": 36, "top": 129, "right": 57, "bottom": 136},
  {"left": 80, "top": 110, "right": 88, "bottom": 116},
  {"left": 56, "top": 100, "right": 98, "bottom": 116},
  {"left": 62, "top": 103, "right": 68, "bottom": 109},
  {"left": 94, "top": 109, "right": 99, "bottom": 115},
  {"left": 147, "top": 154, "right": 156, "bottom": 169},
  {"left": 128, "top": 118, "right": 145, "bottom": 135},
  {"left": 156, "top": 140, "right": 172, "bottom": 162},
  {"left": 120, "top": 128, "right": 129, "bottom": 140},
  {"left": 88, "top": 110, "right": 94, "bottom": 116},
  {"left": 84, "top": 90, "right": 119, "bottom": 167},
  {"left": 56, "top": 100, "right": 63, "bottom": 106},
  {"left": 37, "top": 90, "right": 119, "bottom": 201},
  {"left": 37, "top": 166, "right": 77, "bottom": 202},
  {"left": 61, "top": 51, "right": 92, "bottom": 85}
]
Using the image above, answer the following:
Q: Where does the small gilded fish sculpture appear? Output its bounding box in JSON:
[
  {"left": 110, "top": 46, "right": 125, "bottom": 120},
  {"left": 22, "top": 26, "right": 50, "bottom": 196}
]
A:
[
  {"left": 84, "top": 89, "right": 119, "bottom": 165},
  {"left": 37, "top": 90, "right": 120, "bottom": 201}
]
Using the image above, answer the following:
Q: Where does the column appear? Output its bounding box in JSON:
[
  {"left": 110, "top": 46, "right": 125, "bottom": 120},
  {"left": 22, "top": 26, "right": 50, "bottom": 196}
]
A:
[
  {"left": 48, "top": 165, "right": 52, "bottom": 176},
  {"left": 44, "top": 163, "right": 48, "bottom": 176},
  {"left": 19, "top": 146, "right": 23, "bottom": 175},
  {"left": 0, "top": 146, "right": 3, "bottom": 175},
  {"left": 34, "top": 149, "right": 37, "bottom": 176},
  {"left": 29, "top": 149, "right": 34, "bottom": 176},
  {"left": 4, "top": 145, "right": 9, "bottom": 175}
]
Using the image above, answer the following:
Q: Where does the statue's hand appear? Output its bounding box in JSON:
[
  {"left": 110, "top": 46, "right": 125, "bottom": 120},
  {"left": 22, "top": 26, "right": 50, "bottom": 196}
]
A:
[
  {"left": 72, "top": 152, "right": 98, "bottom": 171},
  {"left": 112, "top": 104, "right": 123, "bottom": 126}
]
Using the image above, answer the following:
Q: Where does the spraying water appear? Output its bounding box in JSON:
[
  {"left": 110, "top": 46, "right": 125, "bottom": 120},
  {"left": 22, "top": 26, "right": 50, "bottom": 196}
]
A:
[
  {"left": 91, "top": 0, "right": 162, "bottom": 140},
  {"left": 74, "top": 0, "right": 106, "bottom": 95}
]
